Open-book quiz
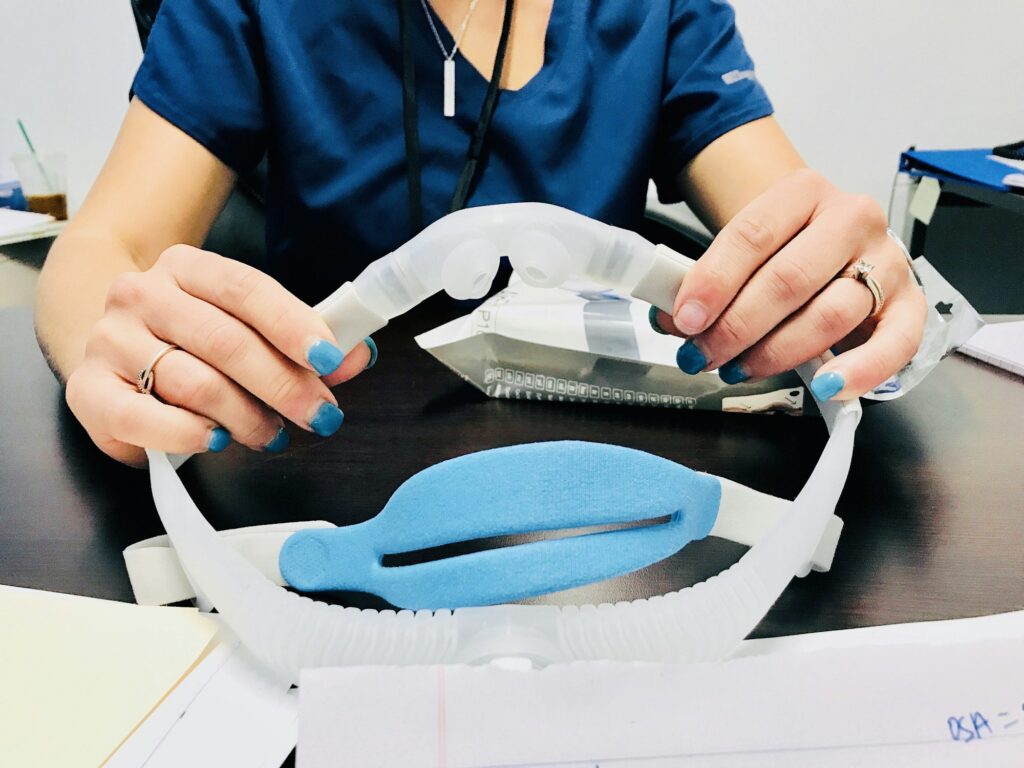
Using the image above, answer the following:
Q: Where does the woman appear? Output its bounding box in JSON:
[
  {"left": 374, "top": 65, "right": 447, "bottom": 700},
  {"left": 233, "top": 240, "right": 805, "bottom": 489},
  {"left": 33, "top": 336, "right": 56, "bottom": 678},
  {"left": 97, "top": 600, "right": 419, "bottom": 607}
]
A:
[{"left": 35, "top": 0, "right": 926, "bottom": 466}]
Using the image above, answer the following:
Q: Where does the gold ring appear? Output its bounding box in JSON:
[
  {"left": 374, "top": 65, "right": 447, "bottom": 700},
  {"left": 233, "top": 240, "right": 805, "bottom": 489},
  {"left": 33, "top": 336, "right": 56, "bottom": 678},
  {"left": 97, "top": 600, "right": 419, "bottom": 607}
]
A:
[
  {"left": 136, "top": 344, "right": 178, "bottom": 395},
  {"left": 839, "top": 259, "right": 885, "bottom": 318}
]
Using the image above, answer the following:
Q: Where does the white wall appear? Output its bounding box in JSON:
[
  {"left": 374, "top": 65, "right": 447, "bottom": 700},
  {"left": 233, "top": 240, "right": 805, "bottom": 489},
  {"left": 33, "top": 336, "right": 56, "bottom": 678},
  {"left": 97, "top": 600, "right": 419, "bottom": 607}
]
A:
[
  {"left": 731, "top": 0, "right": 1024, "bottom": 206},
  {"left": 0, "top": 2, "right": 142, "bottom": 214},
  {"left": 0, "top": 2, "right": 1021, "bottom": 213}
]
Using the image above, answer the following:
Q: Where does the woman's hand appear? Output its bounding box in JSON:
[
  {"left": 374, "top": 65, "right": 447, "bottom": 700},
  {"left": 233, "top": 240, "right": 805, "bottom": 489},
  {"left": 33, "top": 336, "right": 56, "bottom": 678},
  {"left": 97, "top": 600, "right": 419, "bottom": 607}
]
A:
[
  {"left": 65, "top": 245, "right": 375, "bottom": 466},
  {"left": 654, "top": 168, "right": 927, "bottom": 400}
]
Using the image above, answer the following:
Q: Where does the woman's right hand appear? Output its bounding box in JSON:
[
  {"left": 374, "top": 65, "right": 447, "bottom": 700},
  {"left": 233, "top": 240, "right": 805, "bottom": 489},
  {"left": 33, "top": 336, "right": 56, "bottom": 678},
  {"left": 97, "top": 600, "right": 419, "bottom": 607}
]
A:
[{"left": 65, "top": 244, "right": 375, "bottom": 466}]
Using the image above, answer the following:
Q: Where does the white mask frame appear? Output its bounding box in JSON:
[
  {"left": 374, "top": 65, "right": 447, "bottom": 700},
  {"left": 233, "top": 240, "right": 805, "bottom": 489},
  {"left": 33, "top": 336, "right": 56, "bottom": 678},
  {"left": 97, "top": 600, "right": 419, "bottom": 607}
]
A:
[{"left": 141, "top": 203, "right": 861, "bottom": 686}]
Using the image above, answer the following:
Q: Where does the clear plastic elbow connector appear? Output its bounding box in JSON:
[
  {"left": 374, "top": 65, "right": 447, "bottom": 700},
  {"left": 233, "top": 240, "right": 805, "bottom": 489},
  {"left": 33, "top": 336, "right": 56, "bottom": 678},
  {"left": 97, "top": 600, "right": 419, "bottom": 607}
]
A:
[
  {"left": 313, "top": 203, "right": 689, "bottom": 354},
  {"left": 144, "top": 203, "right": 861, "bottom": 686}
]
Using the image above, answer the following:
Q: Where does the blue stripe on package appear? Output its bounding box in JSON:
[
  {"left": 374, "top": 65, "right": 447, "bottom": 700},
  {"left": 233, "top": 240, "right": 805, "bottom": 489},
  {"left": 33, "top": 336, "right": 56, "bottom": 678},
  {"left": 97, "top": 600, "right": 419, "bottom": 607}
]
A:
[{"left": 280, "top": 441, "right": 721, "bottom": 609}]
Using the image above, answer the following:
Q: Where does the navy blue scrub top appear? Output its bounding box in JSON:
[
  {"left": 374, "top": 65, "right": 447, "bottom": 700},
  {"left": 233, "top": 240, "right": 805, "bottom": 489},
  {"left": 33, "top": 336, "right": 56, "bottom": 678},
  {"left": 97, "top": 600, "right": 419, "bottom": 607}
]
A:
[{"left": 133, "top": 0, "right": 772, "bottom": 303}]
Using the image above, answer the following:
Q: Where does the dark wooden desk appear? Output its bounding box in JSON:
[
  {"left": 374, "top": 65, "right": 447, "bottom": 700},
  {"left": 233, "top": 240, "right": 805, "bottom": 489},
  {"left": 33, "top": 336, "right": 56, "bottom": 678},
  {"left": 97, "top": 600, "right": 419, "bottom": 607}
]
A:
[{"left": 2, "top": 304, "right": 1022, "bottom": 637}]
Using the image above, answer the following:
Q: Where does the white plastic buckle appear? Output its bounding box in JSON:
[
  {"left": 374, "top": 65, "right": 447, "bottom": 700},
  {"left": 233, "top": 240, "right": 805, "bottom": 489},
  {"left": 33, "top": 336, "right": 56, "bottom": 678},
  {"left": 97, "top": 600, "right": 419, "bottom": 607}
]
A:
[
  {"left": 314, "top": 282, "right": 389, "bottom": 355},
  {"left": 630, "top": 244, "right": 697, "bottom": 312}
]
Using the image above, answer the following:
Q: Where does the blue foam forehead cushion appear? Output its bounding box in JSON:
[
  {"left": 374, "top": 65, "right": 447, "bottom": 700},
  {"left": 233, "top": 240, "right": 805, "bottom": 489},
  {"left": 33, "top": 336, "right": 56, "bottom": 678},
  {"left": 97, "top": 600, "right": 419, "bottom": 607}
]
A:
[{"left": 280, "top": 441, "right": 722, "bottom": 609}]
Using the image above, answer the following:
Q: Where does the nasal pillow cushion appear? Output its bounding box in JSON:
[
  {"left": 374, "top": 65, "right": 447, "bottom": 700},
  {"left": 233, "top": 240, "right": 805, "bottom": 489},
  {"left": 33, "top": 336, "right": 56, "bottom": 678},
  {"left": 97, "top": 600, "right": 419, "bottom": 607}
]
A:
[{"left": 279, "top": 441, "right": 721, "bottom": 609}]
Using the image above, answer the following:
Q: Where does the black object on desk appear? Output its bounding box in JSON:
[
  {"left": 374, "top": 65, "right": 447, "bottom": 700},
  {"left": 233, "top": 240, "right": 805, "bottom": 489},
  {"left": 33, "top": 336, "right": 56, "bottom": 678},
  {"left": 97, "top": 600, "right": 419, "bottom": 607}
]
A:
[
  {"left": 994, "top": 139, "right": 1024, "bottom": 162},
  {"left": 898, "top": 148, "right": 1024, "bottom": 314},
  {"left": 910, "top": 180, "right": 1024, "bottom": 314}
]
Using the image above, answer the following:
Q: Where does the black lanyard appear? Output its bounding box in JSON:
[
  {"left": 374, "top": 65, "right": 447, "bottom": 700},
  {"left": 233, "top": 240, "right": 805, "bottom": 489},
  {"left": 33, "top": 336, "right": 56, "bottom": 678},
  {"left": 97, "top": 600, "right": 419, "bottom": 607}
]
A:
[{"left": 397, "top": 0, "right": 516, "bottom": 236}]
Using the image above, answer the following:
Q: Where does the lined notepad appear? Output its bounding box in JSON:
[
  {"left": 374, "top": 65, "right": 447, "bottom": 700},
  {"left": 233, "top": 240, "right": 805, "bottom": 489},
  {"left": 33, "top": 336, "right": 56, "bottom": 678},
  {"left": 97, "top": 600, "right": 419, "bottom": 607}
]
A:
[{"left": 300, "top": 611, "right": 1024, "bottom": 767}]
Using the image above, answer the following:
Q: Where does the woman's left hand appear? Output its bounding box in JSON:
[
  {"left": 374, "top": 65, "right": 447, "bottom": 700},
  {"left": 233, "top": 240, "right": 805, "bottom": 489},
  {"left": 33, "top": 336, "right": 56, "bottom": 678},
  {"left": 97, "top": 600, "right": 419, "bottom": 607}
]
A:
[{"left": 654, "top": 168, "right": 928, "bottom": 401}]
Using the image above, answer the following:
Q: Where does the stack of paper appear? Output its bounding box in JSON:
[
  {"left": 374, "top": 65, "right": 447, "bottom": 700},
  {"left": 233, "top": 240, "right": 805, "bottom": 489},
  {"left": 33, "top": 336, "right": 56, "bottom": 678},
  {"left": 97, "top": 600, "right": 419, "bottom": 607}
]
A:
[
  {"left": 108, "top": 639, "right": 298, "bottom": 767},
  {"left": 960, "top": 321, "right": 1024, "bottom": 377},
  {"left": 0, "top": 585, "right": 218, "bottom": 767},
  {"left": 0, "top": 208, "right": 54, "bottom": 238}
]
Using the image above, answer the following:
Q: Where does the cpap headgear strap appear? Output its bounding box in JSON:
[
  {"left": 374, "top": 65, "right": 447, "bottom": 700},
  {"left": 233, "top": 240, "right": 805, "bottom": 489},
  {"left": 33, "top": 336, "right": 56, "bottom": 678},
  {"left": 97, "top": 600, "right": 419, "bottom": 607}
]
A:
[
  {"left": 128, "top": 440, "right": 844, "bottom": 610},
  {"left": 137, "top": 203, "right": 862, "bottom": 686}
]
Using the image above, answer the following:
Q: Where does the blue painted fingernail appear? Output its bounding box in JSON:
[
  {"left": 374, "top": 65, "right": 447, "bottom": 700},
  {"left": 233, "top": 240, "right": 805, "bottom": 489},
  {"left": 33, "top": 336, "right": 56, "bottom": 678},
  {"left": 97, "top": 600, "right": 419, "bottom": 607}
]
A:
[
  {"left": 264, "top": 426, "right": 290, "bottom": 453},
  {"left": 363, "top": 336, "right": 378, "bottom": 370},
  {"left": 810, "top": 371, "right": 845, "bottom": 401},
  {"left": 307, "top": 339, "right": 345, "bottom": 376},
  {"left": 648, "top": 305, "right": 669, "bottom": 335},
  {"left": 718, "top": 359, "right": 748, "bottom": 384},
  {"left": 676, "top": 341, "right": 708, "bottom": 375},
  {"left": 310, "top": 402, "right": 344, "bottom": 437},
  {"left": 208, "top": 427, "right": 231, "bottom": 453}
]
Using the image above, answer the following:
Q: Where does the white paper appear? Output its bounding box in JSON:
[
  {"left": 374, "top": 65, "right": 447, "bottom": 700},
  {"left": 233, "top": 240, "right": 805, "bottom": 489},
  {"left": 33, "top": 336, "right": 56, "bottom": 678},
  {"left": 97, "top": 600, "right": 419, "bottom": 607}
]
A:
[
  {"left": 509, "top": 740, "right": 1024, "bottom": 767},
  {"left": 989, "top": 154, "right": 1024, "bottom": 173},
  {"left": 106, "top": 642, "right": 239, "bottom": 767},
  {"left": 299, "top": 611, "right": 1024, "bottom": 768},
  {"left": 959, "top": 320, "right": 1024, "bottom": 377},
  {"left": 141, "top": 646, "right": 297, "bottom": 768},
  {"left": 0, "top": 207, "right": 54, "bottom": 237},
  {"left": 109, "top": 629, "right": 298, "bottom": 768}
]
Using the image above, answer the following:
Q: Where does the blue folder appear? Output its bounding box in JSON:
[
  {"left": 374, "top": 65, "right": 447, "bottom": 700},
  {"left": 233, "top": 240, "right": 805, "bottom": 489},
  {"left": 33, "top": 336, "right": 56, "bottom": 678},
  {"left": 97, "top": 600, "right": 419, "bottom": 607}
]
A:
[{"left": 900, "top": 148, "right": 1018, "bottom": 193}]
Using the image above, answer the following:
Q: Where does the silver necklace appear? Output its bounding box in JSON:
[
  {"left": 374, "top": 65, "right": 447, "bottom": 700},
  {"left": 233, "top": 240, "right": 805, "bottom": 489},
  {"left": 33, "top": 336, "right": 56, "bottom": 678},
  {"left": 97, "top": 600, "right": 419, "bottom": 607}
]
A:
[{"left": 419, "top": 0, "right": 481, "bottom": 117}]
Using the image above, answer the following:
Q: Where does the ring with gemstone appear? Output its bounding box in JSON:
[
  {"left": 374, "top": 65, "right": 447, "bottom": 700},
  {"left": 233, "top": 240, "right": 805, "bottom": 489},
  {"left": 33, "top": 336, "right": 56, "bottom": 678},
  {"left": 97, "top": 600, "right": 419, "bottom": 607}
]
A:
[{"left": 838, "top": 259, "right": 885, "bottom": 318}]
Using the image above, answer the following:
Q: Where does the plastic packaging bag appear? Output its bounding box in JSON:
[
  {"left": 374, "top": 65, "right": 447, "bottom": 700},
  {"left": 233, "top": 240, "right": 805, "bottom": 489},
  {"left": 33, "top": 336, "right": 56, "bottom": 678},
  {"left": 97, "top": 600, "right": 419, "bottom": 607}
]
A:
[
  {"left": 417, "top": 258, "right": 983, "bottom": 414},
  {"left": 862, "top": 256, "right": 985, "bottom": 401}
]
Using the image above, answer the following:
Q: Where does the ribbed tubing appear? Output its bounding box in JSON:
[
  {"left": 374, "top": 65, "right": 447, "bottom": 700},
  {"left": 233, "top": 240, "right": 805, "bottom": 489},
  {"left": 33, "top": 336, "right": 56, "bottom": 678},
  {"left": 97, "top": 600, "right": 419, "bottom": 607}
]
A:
[{"left": 145, "top": 362, "right": 860, "bottom": 687}]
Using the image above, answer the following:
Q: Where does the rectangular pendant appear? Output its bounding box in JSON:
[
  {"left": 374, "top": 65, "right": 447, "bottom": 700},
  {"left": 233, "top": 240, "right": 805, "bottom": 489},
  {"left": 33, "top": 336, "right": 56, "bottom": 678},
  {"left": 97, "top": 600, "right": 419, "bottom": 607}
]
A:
[{"left": 443, "top": 59, "right": 455, "bottom": 118}]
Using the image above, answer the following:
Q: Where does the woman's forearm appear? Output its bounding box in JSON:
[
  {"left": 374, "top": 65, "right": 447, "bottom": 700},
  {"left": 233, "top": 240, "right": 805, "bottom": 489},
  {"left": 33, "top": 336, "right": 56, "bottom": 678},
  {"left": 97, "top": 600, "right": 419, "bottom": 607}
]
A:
[
  {"left": 34, "top": 227, "right": 145, "bottom": 383},
  {"left": 680, "top": 116, "right": 806, "bottom": 232},
  {"left": 34, "top": 99, "right": 239, "bottom": 384}
]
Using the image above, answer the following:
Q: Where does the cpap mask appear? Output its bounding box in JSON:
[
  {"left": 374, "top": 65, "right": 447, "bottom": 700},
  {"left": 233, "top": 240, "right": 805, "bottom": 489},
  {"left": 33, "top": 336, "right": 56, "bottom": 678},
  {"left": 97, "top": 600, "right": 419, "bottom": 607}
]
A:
[{"left": 132, "top": 203, "right": 861, "bottom": 686}]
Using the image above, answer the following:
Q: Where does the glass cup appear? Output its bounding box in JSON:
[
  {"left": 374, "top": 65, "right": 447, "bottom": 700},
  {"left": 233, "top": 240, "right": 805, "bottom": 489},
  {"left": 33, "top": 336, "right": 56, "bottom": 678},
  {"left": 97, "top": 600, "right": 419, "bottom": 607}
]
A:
[{"left": 11, "top": 151, "right": 67, "bottom": 220}]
